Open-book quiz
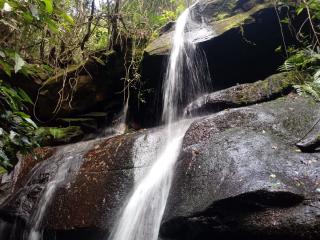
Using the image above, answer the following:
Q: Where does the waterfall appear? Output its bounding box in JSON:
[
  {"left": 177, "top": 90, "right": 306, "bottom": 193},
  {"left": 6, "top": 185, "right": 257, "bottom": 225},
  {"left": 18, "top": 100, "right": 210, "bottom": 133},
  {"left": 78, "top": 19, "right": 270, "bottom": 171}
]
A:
[
  {"left": 27, "top": 158, "right": 72, "bottom": 240},
  {"left": 108, "top": 3, "right": 211, "bottom": 240},
  {"left": 162, "top": 5, "right": 211, "bottom": 124},
  {"left": 20, "top": 140, "right": 96, "bottom": 240}
]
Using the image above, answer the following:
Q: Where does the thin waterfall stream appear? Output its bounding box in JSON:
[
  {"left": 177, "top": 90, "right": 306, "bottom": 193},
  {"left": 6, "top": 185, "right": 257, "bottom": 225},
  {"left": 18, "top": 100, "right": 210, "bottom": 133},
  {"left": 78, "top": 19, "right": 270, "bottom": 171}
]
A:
[
  {"left": 4, "top": 3, "right": 212, "bottom": 240},
  {"left": 108, "top": 4, "right": 211, "bottom": 240}
]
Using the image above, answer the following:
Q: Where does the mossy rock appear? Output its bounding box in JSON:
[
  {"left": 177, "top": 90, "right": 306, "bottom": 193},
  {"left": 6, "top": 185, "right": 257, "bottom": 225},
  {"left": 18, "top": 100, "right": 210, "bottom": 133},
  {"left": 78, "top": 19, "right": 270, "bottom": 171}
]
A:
[
  {"left": 184, "top": 72, "right": 302, "bottom": 116},
  {"left": 145, "top": 0, "right": 273, "bottom": 55}
]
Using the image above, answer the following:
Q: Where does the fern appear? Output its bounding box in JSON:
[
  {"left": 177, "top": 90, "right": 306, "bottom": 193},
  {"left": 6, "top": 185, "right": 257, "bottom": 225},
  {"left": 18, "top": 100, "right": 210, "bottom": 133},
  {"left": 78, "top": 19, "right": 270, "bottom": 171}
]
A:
[{"left": 278, "top": 59, "right": 295, "bottom": 71}]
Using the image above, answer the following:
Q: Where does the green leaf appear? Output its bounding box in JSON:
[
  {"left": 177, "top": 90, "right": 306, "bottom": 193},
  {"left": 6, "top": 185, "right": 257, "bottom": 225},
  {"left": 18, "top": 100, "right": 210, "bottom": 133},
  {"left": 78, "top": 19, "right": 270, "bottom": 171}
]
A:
[
  {"left": 29, "top": 4, "right": 40, "bottom": 20},
  {"left": 0, "top": 167, "right": 7, "bottom": 175},
  {"left": 45, "top": 18, "right": 59, "bottom": 33},
  {"left": 22, "top": 12, "right": 34, "bottom": 23},
  {"left": 14, "top": 53, "right": 25, "bottom": 73},
  {"left": 296, "top": 6, "right": 304, "bottom": 15},
  {"left": 79, "top": 112, "right": 107, "bottom": 117},
  {"left": 17, "top": 88, "right": 33, "bottom": 104},
  {"left": 15, "top": 111, "right": 31, "bottom": 119},
  {"left": 42, "top": 0, "right": 53, "bottom": 14},
  {"left": 0, "top": 60, "right": 12, "bottom": 76},
  {"left": 37, "top": 126, "right": 83, "bottom": 141},
  {"left": 58, "top": 117, "right": 94, "bottom": 122},
  {"left": 60, "top": 12, "right": 74, "bottom": 25},
  {"left": 0, "top": 0, "right": 4, "bottom": 9}
]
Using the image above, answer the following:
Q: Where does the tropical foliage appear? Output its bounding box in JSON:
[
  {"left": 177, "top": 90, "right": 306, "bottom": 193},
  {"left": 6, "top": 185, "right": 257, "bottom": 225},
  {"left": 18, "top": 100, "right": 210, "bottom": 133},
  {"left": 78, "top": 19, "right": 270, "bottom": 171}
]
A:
[
  {"left": 0, "top": 80, "right": 38, "bottom": 171},
  {"left": 278, "top": 0, "right": 320, "bottom": 100},
  {"left": 0, "top": 0, "right": 187, "bottom": 171}
]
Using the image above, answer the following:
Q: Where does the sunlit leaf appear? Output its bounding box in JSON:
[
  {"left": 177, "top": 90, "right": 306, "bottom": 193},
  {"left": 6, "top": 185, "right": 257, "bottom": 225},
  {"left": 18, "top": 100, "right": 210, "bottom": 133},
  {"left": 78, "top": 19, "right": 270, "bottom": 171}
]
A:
[
  {"left": 3, "top": 2, "right": 12, "bottom": 12},
  {"left": 45, "top": 18, "right": 59, "bottom": 33},
  {"left": 61, "top": 12, "right": 74, "bottom": 25},
  {"left": 17, "top": 88, "right": 33, "bottom": 104},
  {"left": 42, "top": 0, "right": 53, "bottom": 14},
  {"left": 0, "top": 149, "right": 11, "bottom": 168},
  {"left": 29, "top": 4, "right": 40, "bottom": 20},
  {"left": 296, "top": 6, "right": 304, "bottom": 15},
  {"left": 24, "top": 118, "right": 37, "bottom": 128},
  {"left": 14, "top": 53, "right": 25, "bottom": 73}
]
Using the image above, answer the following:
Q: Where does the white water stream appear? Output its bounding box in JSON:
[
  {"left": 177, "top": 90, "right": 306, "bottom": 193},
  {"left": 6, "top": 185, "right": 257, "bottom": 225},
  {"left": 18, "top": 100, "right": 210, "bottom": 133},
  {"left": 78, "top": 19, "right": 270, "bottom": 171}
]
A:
[
  {"left": 23, "top": 140, "right": 96, "bottom": 240},
  {"left": 109, "top": 4, "right": 211, "bottom": 240},
  {"left": 6, "top": 3, "right": 212, "bottom": 240}
]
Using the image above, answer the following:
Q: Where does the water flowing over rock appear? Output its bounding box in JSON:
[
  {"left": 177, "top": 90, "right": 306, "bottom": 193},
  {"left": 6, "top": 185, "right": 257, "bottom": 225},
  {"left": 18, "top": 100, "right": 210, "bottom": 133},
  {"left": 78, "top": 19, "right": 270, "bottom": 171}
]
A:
[
  {"left": 2, "top": 95, "right": 320, "bottom": 240},
  {"left": 160, "top": 95, "right": 320, "bottom": 240},
  {"left": 1, "top": 1, "right": 320, "bottom": 240},
  {"left": 108, "top": 4, "right": 211, "bottom": 240},
  {"left": 137, "top": 0, "right": 303, "bottom": 127}
]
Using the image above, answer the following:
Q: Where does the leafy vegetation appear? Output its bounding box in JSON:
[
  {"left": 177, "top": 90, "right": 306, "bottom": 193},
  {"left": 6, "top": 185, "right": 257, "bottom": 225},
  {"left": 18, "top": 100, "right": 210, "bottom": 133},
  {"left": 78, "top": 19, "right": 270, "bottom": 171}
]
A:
[
  {"left": 278, "top": 0, "right": 320, "bottom": 100},
  {"left": 0, "top": 0, "right": 187, "bottom": 171},
  {"left": 0, "top": 80, "right": 38, "bottom": 170}
]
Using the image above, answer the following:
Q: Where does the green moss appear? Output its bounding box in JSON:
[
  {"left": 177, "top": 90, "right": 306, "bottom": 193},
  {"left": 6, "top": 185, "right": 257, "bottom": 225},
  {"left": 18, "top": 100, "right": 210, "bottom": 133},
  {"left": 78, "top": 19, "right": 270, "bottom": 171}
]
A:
[
  {"left": 212, "top": 3, "right": 272, "bottom": 35},
  {"left": 215, "top": 12, "right": 231, "bottom": 21}
]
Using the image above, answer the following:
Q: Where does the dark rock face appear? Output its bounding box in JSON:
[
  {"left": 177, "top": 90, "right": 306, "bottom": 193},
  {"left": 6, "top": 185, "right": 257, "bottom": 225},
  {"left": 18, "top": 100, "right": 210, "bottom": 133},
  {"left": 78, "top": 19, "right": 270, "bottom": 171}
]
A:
[
  {"left": 0, "top": 127, "right": 165, "bottom": 237},
  {"left": 162, "top": 95, "right": 320, "bottom": 240},
  {"left": 1, "top": 95, "right": 320, "bottom": 240}
]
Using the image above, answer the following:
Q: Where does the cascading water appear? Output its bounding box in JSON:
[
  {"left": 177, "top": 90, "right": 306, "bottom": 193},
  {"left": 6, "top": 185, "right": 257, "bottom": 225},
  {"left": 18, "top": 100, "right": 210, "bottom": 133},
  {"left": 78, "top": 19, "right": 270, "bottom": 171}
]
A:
[
  {"left": 108, "top": 3, "right": 211, "bottom": 240},
  {"left": 27, "top": 158, "right": 72, "bottom": 240},
  {"left": 16, "top": 140, "right": 97, "bottom": 240}
]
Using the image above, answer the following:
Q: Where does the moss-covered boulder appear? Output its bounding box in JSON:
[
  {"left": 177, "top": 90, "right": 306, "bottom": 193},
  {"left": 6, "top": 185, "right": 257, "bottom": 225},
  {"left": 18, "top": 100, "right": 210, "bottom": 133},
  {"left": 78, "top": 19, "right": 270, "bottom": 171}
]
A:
[
  {"left": 184, "top": 72, "right": 301, "bottom": 115},
  {"left": 145, "top": 0, "right": 273, "bottom": 55}
]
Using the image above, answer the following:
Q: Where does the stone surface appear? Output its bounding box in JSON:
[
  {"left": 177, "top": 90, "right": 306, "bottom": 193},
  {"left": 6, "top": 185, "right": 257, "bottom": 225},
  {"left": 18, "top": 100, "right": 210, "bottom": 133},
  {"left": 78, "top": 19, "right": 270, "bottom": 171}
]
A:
[
  {"left": 184, "top": 72, "right": 299, "bottom": 116},
  {"left": 1, "top": 95, "right": 320, "bottom": 240},
  {"left": 162, "top": 95, "right": 320, "bottom": 239},
  {"left": 0, "top": 126, "right": 165, "bottom": 234},
  {"left": 145, "top": 0, "right": 272, "bottom": 55}
]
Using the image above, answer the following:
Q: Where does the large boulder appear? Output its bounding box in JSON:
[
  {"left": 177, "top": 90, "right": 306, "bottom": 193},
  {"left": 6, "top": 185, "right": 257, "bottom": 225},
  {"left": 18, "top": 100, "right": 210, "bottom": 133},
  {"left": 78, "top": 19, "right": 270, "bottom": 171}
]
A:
[
  {"left": 0, "top": 127, "right": 166, "bottom": 239},
  {"left": 145, "top": 0, "right": 273, "bottom": 55},
  {"left": 161, "top": 94, "right": 320, "bottom": 239},
  {"left": 1, "top": 94, "right": 320, "bottom": 240}
]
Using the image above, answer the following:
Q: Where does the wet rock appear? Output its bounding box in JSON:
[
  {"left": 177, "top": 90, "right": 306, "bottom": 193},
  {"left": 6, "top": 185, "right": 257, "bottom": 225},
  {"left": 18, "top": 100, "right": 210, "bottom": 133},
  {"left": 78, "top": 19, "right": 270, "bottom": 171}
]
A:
[
  {"left": 184, "top": 72, "right": 299, "bottom": 116},
  {"left": 0, "top": 127, "right": 165, "bottom": 234},
  {"left": 1, "top": 95, "right": 320, "bottom": 240},
  {"left": 162, "top": 95, "right": 320, "bottom": 240},
  {"left": 145, "top": 0, "right": 273, "bottom": 55},
  {"left": 0, "top": 147, "right": 55, "bottom": 206},
  {"left": 296, "top": 120, "right": 320, "bottom": 152}
]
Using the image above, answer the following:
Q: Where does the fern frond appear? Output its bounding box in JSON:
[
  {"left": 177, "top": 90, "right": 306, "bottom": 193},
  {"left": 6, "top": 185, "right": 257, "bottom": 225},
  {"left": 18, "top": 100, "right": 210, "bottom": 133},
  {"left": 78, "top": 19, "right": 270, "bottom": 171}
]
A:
[{"left": 278, "top": 60, "right": 295, "bottom": 72}]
